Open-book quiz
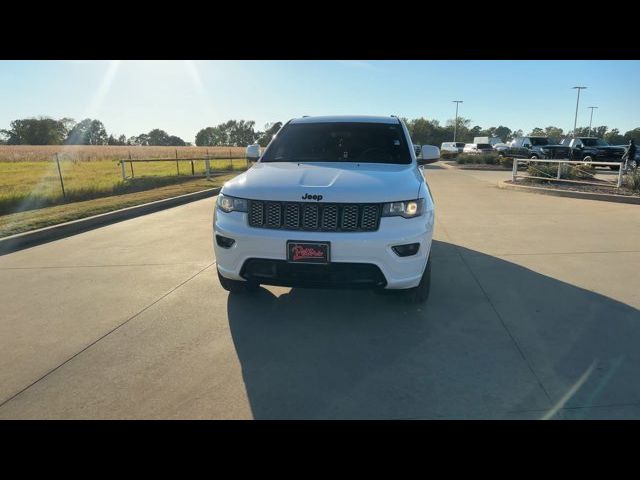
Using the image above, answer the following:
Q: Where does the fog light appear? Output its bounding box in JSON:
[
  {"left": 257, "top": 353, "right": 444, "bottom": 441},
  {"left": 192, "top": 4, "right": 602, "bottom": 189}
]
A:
[
  {"left": 216, "top": 235, "right": 235, "bottom": 249},
  {"left": 392, "top": 243, "right": 420, "bottom": 257}
]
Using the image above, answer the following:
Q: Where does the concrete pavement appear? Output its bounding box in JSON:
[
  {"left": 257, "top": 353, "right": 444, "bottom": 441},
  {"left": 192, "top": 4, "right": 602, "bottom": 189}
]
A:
[{"left": 0, "top": 163, "right": 639, "bottom": 419}]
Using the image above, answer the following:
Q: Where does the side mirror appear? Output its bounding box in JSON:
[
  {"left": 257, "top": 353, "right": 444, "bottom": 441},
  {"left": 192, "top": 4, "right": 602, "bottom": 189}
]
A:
[
  {"left": 417, "top": 145, "right": 440, "bottom": 165},
  {"left": 246, "top": 144, "right": 261, "bottom": 162}
]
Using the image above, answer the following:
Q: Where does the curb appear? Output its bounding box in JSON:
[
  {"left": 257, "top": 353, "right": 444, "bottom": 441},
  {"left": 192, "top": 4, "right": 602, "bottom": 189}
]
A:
[
  {"left": 498, "top": 181, "right": 640, "bottom": 205},
  {"left": 0, "top": 187, "right": 221, "bottom": 256}
]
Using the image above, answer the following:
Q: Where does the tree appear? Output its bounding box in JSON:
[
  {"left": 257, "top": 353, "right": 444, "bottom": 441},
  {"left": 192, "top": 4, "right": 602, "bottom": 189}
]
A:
[
  {"left": 65, "top": 118, "right": 108, "bottom": 145},
  {"left": 167, "top": 135, "right": 186, "bottom": 146},
  {"left": 544, "top": 126, "right": 564, "bottom": 139},
  {"left": 148, "top": 129, "right": 170, "bottom": 146},
  {"left": 1, "top": 117, "right": 68, "bottom": 144},
  {"left": 624, "top": 128, "right": 640, "bottom": 143},
  {"left": 258, "top": 122, "right": 283, "bottom": 147},
  {"left": 605, "top": 128, "right": 625, "bottom": 145},
  {"left": 529, "top": 127, "right": 546, "bottom": 136},
  {"left": 195, "top": 120, "right": 257, "bottom": 147}
]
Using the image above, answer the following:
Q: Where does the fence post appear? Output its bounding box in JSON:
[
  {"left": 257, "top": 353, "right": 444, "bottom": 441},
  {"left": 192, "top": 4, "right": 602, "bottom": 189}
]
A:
[
  {"left": 512, "top": 158, "right": 518, "bottom": 182},
  {"left": 617, "top": 163, "right": 623, "bottom": 188},
  {"left": 205, "top": 157, "right": 211, "bottom": 180},
  {"left": 557, "top": 161, "right": 562, "bottom": 179},
  {"left": 55, "top": 154, "right": 66, "bottom": 199},
  {"left": 121, "top": 160, "right": 126, "bottom": 180},
  {"left": 176, "top": 150, "right": 179, "bottom": 176},
  {"left": 191, "top": 160, "right": 195, "bottom": 176},
  {"left": 129, "top": 152, "right": 134, "bottom": 178}
]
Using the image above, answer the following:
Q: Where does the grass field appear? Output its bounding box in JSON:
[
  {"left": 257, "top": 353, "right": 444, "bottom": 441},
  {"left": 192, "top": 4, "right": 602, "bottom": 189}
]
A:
[
  {"left": 0, "top": 147, "right": 249, "bottom": 216},
  {"left": 0, "top": 174, "right": 236, "bottom": 238}
]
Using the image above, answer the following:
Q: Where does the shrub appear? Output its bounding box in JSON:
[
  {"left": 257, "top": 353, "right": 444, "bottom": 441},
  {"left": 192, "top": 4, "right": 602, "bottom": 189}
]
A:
[
  {"left": 623, "top": 170, "right": 640, "bottom": 192},
  {"left": 569, "top": 164, "right": 596, "bottom": 179},
  {"left": 498, "top": 156, "right": 513, "bottom": 168},
  {"left": 455, "top": 153, "right": 500, "bottom": 165}
]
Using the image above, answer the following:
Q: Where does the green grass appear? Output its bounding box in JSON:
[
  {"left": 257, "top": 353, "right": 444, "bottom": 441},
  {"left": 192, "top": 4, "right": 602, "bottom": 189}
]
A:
[
  {"left": 0, "top": 174, "right": 237, "bottom": 238},
  {"left": 0, "top": 158, "right": 247, "bottom": 215}
]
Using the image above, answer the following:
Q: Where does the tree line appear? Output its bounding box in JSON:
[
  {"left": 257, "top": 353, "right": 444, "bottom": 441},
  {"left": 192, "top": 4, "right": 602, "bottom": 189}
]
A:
[
  {"left": 403, "top": 117, "right": 640, "bottom": 146},
  {"left": 0, "top": 117, "right": 188, "bottom": 147},
  {"left": 1, "top": 115, "right": 638, "bottom": 147}
]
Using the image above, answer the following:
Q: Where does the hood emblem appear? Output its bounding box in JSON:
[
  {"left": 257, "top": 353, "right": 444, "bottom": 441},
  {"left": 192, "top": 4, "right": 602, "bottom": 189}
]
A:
[{"left": 302, "top": 193, "right": 323, "bottom": 201}]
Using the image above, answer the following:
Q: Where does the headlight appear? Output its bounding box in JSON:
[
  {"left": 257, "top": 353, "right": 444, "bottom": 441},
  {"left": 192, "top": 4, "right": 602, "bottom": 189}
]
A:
[
  {"left": 381, "top": 199, "right": 426, "bottom": 218},
  {"left": 216, "top": 193, "right": 248, "bottom": 213}
]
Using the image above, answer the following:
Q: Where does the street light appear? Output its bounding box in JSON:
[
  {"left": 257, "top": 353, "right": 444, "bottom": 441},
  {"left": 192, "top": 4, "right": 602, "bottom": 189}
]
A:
[
  {"left": 587, "top": 106, "right": 598, "bottom": 136},
  {"left": 452, "top": 100, "right": 463, "bottom": 142},
  {"left": 572, "top": 86, "right": 587, "bottom": 136}
]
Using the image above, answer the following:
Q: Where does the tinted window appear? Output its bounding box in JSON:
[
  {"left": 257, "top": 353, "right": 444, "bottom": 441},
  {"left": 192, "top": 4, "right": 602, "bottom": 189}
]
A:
[
  {"left": 261, "top": 122, "right": 412, "bottom": 164},
  {"left": 530, "top": 137, "right": 550, "bottom": 146},
  {"left": 581, "top": 138, "right": 609, "bottom": 147},
  {"left": 477, "top": 143, "right": 492, "bottom": 149},
  {"left": 456, "top": 143, "right": 465, "bottom": 148}
]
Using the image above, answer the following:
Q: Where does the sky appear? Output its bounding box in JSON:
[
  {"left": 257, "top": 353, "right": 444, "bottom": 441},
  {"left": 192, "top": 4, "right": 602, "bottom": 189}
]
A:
[{"left": 1, "top": 60, "right": 639, "bottom": 143}]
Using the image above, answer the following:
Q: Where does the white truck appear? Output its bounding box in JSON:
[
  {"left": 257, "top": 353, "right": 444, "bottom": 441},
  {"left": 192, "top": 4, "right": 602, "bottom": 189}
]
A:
[{"left": 213, "top": 115, "right": 437, "bottom": 303}]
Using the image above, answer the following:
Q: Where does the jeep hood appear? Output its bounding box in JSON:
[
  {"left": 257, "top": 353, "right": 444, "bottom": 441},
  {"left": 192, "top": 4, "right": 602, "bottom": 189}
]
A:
[{"left": 221, "top": 162, "right": 423, "bottom": 203}]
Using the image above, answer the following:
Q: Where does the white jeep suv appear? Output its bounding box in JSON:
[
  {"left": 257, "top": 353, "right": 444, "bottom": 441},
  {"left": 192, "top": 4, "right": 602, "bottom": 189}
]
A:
[{"left": 213, "top": 115, "right": 436, "bottom": 302}]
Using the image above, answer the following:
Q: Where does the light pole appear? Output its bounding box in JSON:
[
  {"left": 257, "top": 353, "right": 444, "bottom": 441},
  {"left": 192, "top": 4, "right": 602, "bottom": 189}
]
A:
[
  {"left": 572, "top": 86, "right": 587, "bottom": 136},
  {"left": 452, "top": 100, "right": 463, "bottom": 142},
  {"left": 588, "top": 106, "right": 598, "bottom": 136}
]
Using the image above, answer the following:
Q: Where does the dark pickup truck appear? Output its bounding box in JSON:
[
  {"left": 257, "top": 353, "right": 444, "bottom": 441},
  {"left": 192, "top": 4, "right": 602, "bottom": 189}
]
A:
[
  {"left": 559, "top": 137, "right": 626, "bottom": 170},
  {"left": 498, "top": 136, "right": 571, "bottom": 160}
]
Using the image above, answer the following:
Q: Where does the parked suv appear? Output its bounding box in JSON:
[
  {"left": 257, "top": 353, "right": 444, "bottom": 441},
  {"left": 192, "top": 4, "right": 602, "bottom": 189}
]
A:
[
  {"left": 213, "top": 116, "right": 436, "bottom": 303},
  {"left": 501, "top": 136, "right": 571, "bottom": 159},
  {"left": 559, "top": 137, "right": 626, "bottom": 170},
  {"left": 441, "top": 142, "right": 465, "bottom": 155},
  {"left": 463, "top": 143, "right": 494, "bottom": 154}
]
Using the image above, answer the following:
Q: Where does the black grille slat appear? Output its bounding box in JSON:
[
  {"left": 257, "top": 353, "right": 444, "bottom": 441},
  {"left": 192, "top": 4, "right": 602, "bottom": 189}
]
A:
[
  {"left": 302, "top": 204, "right": 319, "bottom": 230},
  {"left": 341, "top": 205, "right": 359, "bottom": 230},
  {"left": 321, "top": 204, "right": 339, "bottom": 230},
  {"left": 247, "top": 201, "right": 380, "bottom": 232}
]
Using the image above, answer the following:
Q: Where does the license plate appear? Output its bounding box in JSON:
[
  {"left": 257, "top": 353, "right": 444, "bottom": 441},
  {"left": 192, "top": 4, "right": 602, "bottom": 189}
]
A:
[{"left": 287, "top": 241, "right": 330, "bottom": 264}]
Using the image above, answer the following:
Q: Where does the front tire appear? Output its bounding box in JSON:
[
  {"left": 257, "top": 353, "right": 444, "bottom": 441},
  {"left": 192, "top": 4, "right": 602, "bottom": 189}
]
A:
[
  {"left": 530, "top": 154, "right": 539, "bottom": 160},
  {"left": 217, "top": 269, "right": 259, "bottom": 293},
  {"left": 404, "top": 257, "right": 432, "bottom": 304}
]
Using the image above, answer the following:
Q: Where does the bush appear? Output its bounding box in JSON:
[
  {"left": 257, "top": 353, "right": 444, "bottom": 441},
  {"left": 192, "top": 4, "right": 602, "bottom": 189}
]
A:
[
  {"left": 526, "top": 162, "right": 597, "bottom": 183},
  {"left": 569, "top": 164, "right": 596, "bottom": 179},
  {"left": 498, "top": 156, "right": 513, "bottom": 168},
  {"left": 455, "top": 153, "right": 500, "bottom": 165},
  {"left": 623, "top": 170, "right": 640, "bottom": 192}
]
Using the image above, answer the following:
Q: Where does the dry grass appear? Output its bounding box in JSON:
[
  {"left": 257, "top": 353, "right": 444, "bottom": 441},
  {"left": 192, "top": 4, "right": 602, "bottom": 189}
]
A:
[{"left": 0, "top": 145, "right": 248, "bottom": 162}]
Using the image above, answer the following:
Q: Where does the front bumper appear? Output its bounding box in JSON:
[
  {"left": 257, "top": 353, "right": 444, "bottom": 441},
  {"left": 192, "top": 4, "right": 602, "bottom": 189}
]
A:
[{"left": 213, "top": 207, "right": 433, "bottom": 290}]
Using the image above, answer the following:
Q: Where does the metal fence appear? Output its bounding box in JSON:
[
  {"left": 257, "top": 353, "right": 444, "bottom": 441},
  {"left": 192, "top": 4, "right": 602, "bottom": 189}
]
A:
[{"left": 511, "top": 158, "right": 624, "bottom": 188}]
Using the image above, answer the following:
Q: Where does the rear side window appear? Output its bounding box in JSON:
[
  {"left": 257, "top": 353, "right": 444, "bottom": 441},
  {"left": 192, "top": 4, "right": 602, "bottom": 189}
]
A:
[
  {"left": 477, "top": 143, "right": 492, "bottom": 149},
  {"left": 261, "top": 122, "right": 412, "bottom": 164}
]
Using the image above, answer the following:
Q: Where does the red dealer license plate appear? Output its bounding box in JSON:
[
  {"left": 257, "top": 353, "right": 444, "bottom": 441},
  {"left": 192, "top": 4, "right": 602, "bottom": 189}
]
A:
[{"left": 287, "top": 241, "right": 330, "bottom": 264}]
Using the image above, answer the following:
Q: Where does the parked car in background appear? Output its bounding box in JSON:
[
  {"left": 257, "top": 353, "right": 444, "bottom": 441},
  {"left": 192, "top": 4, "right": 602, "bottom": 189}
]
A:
[
  {"left": 473, "top": 137, "right": 503, "bottom": 146},
  {"left": 463, "top": 143, "right": 494, "bottom": 154},
  {"left": 500, "top": 136, "right": 571, "bottom": 159},
  {"left": 559, "top": 137, "right": 626, "bottom": 170},
  {"left": 492, "top": 142, "right": 510, "bottom": 154},
  {"left": 441, "top": 142, "right": 465, "bottom": 155}
]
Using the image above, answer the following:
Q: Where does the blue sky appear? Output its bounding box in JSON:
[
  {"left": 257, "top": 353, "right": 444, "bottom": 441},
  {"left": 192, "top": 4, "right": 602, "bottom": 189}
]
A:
[{"left": 1, "top": 60, "right": 639, "bottom": 143}]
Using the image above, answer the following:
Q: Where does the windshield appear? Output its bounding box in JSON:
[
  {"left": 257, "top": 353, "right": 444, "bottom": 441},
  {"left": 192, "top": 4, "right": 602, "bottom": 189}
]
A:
[
  {"left": 581, "top": 138, "right": 609, "bottom": 147},
  {"left": 261, "top": 122, "right": 412, "bottom": 164}
]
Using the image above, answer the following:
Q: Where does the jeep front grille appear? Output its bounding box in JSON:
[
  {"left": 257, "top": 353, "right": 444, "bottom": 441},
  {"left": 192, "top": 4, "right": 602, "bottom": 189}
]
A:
[{"left": 248, "top": 201, "right": 381, "bottom": 232}]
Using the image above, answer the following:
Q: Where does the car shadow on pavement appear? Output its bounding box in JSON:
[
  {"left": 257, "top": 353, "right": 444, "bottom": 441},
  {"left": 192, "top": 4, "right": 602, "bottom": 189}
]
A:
[{"left": 227, "top": 240, "right": 640, "bottom": 419}]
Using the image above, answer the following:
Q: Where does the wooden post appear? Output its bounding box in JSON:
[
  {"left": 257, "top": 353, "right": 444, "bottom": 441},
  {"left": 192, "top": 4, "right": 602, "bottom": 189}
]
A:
[
  {"left": 129, "top": 151, "right": 134, "bottom": 178},
  {"left": 191, "top": 160, "right": 195, "bottom": 176},
  {"left": 176, "top": 149, "right": 179, "bottom": 175},
  {"left": 55, "top": 154, "right": 66, "bottom": 198},
  {"left": 120, "top": 160, "right": 126, "bottom": 180},
  {"left": 205, "top": 156, "right": 211, "bottom": 180}
]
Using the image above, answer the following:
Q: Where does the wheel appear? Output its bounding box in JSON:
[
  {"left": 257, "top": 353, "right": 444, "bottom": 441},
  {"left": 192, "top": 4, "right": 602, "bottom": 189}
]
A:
[
  {"left": 583, "top": 155, "right": 594, "bottom": 163},
  {"left": 217, "top": 269, "right": 259, "bottom": 293},
  {"left": 498, "top": 151, "right": 506, "bottom": 157},
  {"left": 530, "top": 154, "right": 539, "bottom": 160},
  {"left": 404, "top": 256, "right": 432, "bottom": 304}
]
